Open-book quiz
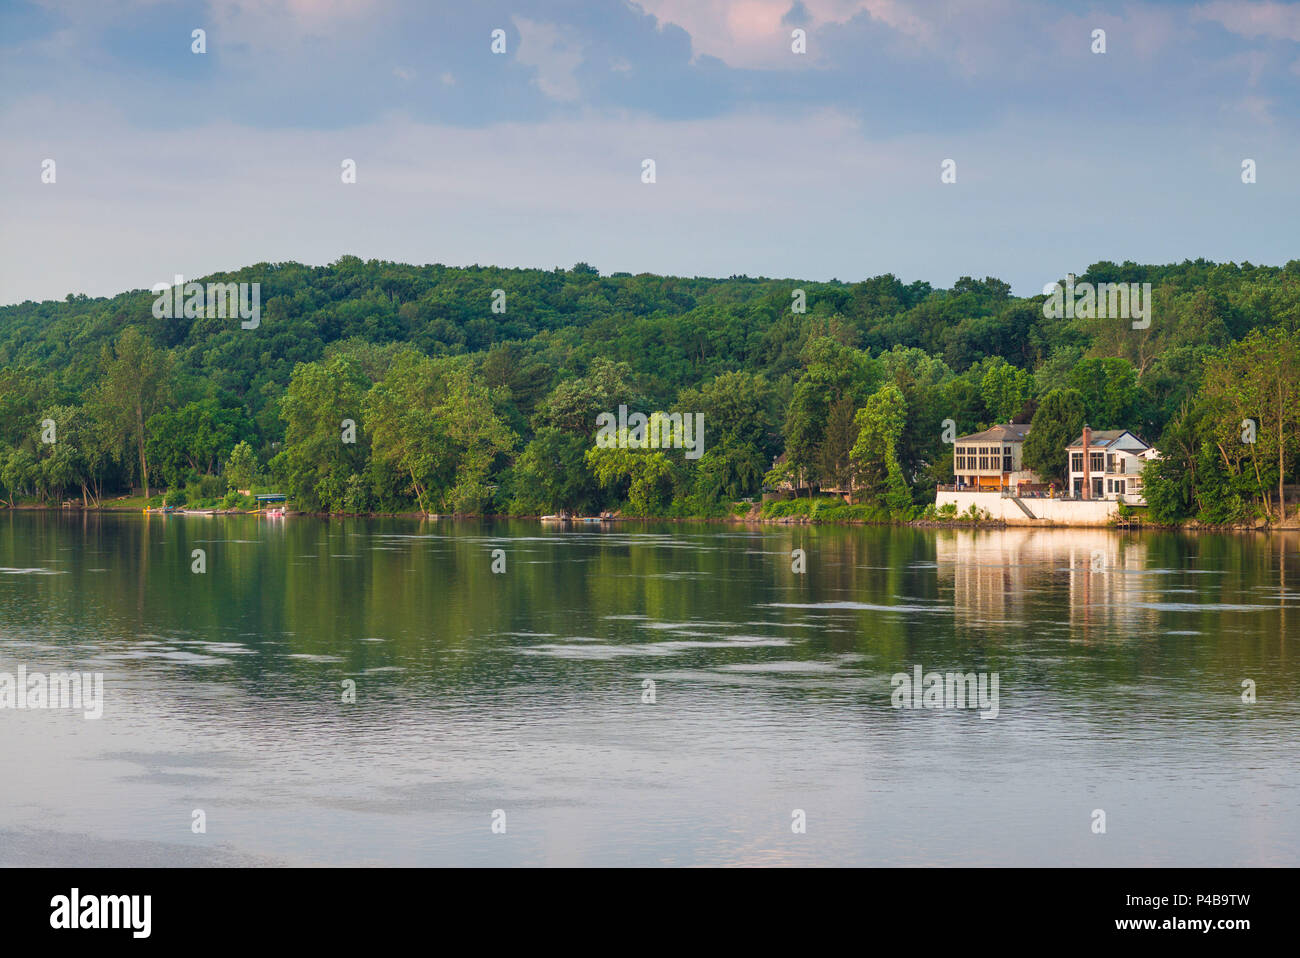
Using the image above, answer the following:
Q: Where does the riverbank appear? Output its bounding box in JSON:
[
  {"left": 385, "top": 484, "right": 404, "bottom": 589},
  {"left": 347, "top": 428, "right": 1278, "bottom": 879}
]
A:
[{"left": 6, "top": 500, "right": 1299, "bottom": 531}]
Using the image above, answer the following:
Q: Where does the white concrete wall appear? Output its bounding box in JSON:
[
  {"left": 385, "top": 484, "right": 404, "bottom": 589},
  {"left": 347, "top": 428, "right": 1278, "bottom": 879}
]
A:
[{"left": 936, "top": 491, "right": 1119, "bottom": 526}]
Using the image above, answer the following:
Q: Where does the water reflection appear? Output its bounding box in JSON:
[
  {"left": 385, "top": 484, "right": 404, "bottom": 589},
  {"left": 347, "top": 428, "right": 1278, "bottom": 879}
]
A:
[{"left": 0, "top": 513, "right": 1297, "bottom": 866}]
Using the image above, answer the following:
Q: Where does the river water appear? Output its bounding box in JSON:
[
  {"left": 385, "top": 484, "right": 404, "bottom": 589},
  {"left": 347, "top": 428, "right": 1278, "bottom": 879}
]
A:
[{"left": 0, "top": 512, "right": 1296, "bottom": 865}]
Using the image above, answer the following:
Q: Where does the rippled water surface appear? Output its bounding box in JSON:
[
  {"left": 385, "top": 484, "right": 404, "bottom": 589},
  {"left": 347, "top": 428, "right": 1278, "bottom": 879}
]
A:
[{"left": 1, "top": 513, "right": 1297, "bottom": 865}]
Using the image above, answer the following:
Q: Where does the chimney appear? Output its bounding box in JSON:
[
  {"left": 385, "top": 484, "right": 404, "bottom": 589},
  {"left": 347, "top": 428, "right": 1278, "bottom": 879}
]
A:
[{"left": 1081, "top": 424, "right": 1091, "bottom": 500}]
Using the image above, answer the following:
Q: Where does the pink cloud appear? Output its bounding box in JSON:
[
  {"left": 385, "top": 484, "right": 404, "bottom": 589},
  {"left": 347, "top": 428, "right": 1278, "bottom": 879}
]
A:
[{"left": 1194, "top": 1, "right": 1300, "bottom": 42}]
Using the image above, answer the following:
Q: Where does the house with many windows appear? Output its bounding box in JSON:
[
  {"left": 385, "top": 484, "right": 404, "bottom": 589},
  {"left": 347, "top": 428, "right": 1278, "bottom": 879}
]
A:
[
  {"left": 1067, "top": 427, "right": 1158, "bottom": 504},
  {"left": 937, "top": 422, "right": 1160, "bottom": 523},
  {"left": 951, "top": 423, "right": 1039, "bottom": 493}
]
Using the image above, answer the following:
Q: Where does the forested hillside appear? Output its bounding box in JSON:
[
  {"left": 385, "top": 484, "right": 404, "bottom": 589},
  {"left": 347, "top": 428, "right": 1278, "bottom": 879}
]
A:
[{"left": 2, "top": 256, "right": 1298, "bottom": 523}]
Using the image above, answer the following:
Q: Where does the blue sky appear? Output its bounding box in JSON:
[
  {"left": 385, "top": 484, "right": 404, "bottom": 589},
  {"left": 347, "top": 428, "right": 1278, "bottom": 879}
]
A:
[{"left": 2, "top": 0, "right": 1298, "bottom": 304}]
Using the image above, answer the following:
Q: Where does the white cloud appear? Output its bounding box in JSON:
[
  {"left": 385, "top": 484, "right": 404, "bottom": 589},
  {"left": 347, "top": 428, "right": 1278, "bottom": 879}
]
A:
[{"left": 513, "top": 17, "right": 584, "bottom": 101}]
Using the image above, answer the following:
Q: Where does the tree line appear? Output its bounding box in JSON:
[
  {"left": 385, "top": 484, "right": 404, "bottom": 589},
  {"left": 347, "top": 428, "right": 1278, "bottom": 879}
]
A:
[{"left": 1, "top": 256, "right": 1298, "bottom": 522}]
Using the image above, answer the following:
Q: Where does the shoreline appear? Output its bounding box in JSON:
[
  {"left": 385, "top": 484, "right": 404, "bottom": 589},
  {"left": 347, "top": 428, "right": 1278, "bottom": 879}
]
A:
[{"left": 5, "top": 502, "right": 1297, "bottom": 531}]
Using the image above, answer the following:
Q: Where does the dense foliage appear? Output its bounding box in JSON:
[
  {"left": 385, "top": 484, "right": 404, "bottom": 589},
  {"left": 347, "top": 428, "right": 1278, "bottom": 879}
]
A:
[{"left": 2, "top": 256, "right": 1298, "bottom": 522}]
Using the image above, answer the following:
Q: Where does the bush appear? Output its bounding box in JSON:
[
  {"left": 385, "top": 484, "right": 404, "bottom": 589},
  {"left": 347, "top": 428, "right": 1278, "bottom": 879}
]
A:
[
  {"left": 198, "top": 473, "right": 224, "bottom": 500},
  {"left": 921, "top": 501, "right": 959, "bottom": 521},
  {"left": 758, "top": 496, "right": 899, "bottom": 522}
]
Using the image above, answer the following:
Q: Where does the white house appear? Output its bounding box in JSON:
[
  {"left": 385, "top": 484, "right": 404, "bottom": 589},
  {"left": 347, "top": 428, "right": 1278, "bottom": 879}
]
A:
[
  {"left": 952, "top": 423, "right": 1039, "bottom": 493},
  {"left": 1067, "top": 427, "right": 1157, "bottom": 504}
]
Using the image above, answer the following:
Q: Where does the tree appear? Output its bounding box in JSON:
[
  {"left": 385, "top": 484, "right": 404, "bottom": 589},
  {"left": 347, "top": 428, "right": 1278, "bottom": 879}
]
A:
[
  {"left": 1023, "top": 388, "right": 1086, "bottom": 485},
  {"left": 979, "top": 359, "right": 1034, "bottom": 424},
  {"left": 584, "top": 415, "right": 682, "bottom": 516},
  {"left": 535, "top": 358, "right": 643, "bottom": 435},
  {"left": 783, "top": 338, "right": 879, "bottom": 494},
  {"left": 1, "top": 447, "right": 37, "bottom": 507},
  {"left": 437, "top": 363, "right": 519, "bottom": 513},
  {"left": 1200, "top": 327, "right": 1300, "bottom": 520},
  {"left": 1141, "top": 399, "right": 1203, "bottom": 523},
  {"left": 224, "top": 440, "right": 257, "bottom": 492},
  {"left": 277, "top": 355, "right": 371, "bottom": 511},
  {"left": 849, "top": 383, "right": 910, "bottom": 514},
  {"left": 364, "top": 353, "right": 517, "bottom": 515},
  {"left": 1066, "top": 357, "right": 1139, "bottom": 427},
  {"left": 92, "top": 327, "right": 172, "bottom": 497},
  {"left": 816, "top": 396, "right": 859, "bottom": 493},
  {"left": 32, "top": 404, "right": 112, "bottom": 507},
  {"left": 146, "top": 400, "right": 245, "bottom": 488},
  {"left": 509, "top": 427, "right": 599, "bottom": 514},
  {"left": 877, "top": 346, "right": 955, "bottom": 496}
]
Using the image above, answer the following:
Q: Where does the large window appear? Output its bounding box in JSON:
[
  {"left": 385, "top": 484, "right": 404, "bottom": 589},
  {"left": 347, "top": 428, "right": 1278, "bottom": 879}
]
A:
[
  {"left": 1070, "top": 453, "right": 1083, "bottom": 472},
  {"left": 1089, "top": 452, "right": 1105, "bottom": 472}
]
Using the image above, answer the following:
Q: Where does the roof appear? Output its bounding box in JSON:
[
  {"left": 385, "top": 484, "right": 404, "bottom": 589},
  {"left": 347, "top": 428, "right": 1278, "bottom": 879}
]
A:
[
  {"left": 954, "top": 423, "right": 1031, "bottom": 444},
  {"left": 1067, "top": 429, "right": 1150, "bottom": 450}
]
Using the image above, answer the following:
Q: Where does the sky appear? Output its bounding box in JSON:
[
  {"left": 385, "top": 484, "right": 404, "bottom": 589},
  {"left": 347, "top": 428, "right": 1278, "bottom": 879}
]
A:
[{"left": 1, "top": 0, "right": 1298, "bottom": 304}]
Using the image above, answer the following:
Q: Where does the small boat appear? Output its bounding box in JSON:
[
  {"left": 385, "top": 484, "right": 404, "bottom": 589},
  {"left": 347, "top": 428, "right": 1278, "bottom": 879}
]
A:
[
  {"left": 540, "top": 510, "right": 572, "bottom": 522},
  {"left": 182, "top": 509, "right": 215, "bottom": 515},
  {"left": 263, "top": 506, "right": 287, "bottom": 517}
]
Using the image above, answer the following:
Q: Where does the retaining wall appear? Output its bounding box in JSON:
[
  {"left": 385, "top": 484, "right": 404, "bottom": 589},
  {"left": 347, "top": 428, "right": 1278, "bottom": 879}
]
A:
[{"left": 936, "top": 491, "right": 1119, "bottom": 526}]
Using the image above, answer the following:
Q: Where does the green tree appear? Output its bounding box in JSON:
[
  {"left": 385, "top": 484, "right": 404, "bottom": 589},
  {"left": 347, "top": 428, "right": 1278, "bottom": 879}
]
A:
[
  {"left": 364, "top": 354, "right": 517, "bottom": 515},
  {"left": 1, "top": 447, "right": 37, "bottom": 507},
  {"left": 277, "top": 356, "right": 370, "bottom": 511},
  {"left": 536, "top": 358, "right": 643, "bottom": 435},
  {"left": 1200, "top": 327, "right": 1300, "bottom": 520},
  {"left": 979, "top": 359, "right": 1034, "bottom": 423},
  {"left": 1023, "top": 388, "right": 1086, "bottom": 485},
  {"left": 783, "top": 338, "right": 879, "bottom": 494},
  {"left": 91, "top": 327, "right": 171, "bottom": 497},
  {"left": 146, "top": 400, "right": 245, "bottom": 488},
  {"left": 509, "top": 427, "right": 599, "bottom": 514},
  {"left": 224, "top": 440, "right": 257, "bottom": 492},
  {"left": 849, "top": 383, "right": 910, "bottom": 515},
  {"left": 1067, "top": 357, "right": 1140, "bottom": 427}
]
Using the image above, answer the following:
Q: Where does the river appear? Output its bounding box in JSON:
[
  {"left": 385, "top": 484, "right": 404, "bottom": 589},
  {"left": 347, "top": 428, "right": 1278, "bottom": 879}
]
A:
[{"left": 1, "top": 513, "right": 1296, "bottom": 865}]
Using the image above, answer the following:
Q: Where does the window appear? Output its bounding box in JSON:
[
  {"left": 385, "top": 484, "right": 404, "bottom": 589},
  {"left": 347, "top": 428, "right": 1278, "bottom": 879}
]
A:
[
  {"left": 955, "top": 454, "right": 965, "bottom": 469},
  {"left": 1070, "top": 453, "right": 1083, "bottom": 472},
  {"left": 1090, "top": 452, "right": 1105, "bottom": 472}
]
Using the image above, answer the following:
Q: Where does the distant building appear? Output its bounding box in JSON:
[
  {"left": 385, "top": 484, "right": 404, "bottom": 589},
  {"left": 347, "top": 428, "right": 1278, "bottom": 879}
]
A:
[
  {"left": 1067, "top": 427, "right": 1158, "bottom": 503},
  {"left": 952, "top": 423, "right": 1040, "bottom": 493}
]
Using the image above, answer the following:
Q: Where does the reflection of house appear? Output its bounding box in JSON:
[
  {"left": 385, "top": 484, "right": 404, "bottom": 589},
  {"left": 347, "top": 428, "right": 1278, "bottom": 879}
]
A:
[
  {"left": 936, "top": 528, "right": 1156, "bottom": 635},
  {"left": 952, "top": 424, "right": 1039, "bottom": 493},
  {"left": 1067, "top": 427, "right": 1158, "bottom": 504}
]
